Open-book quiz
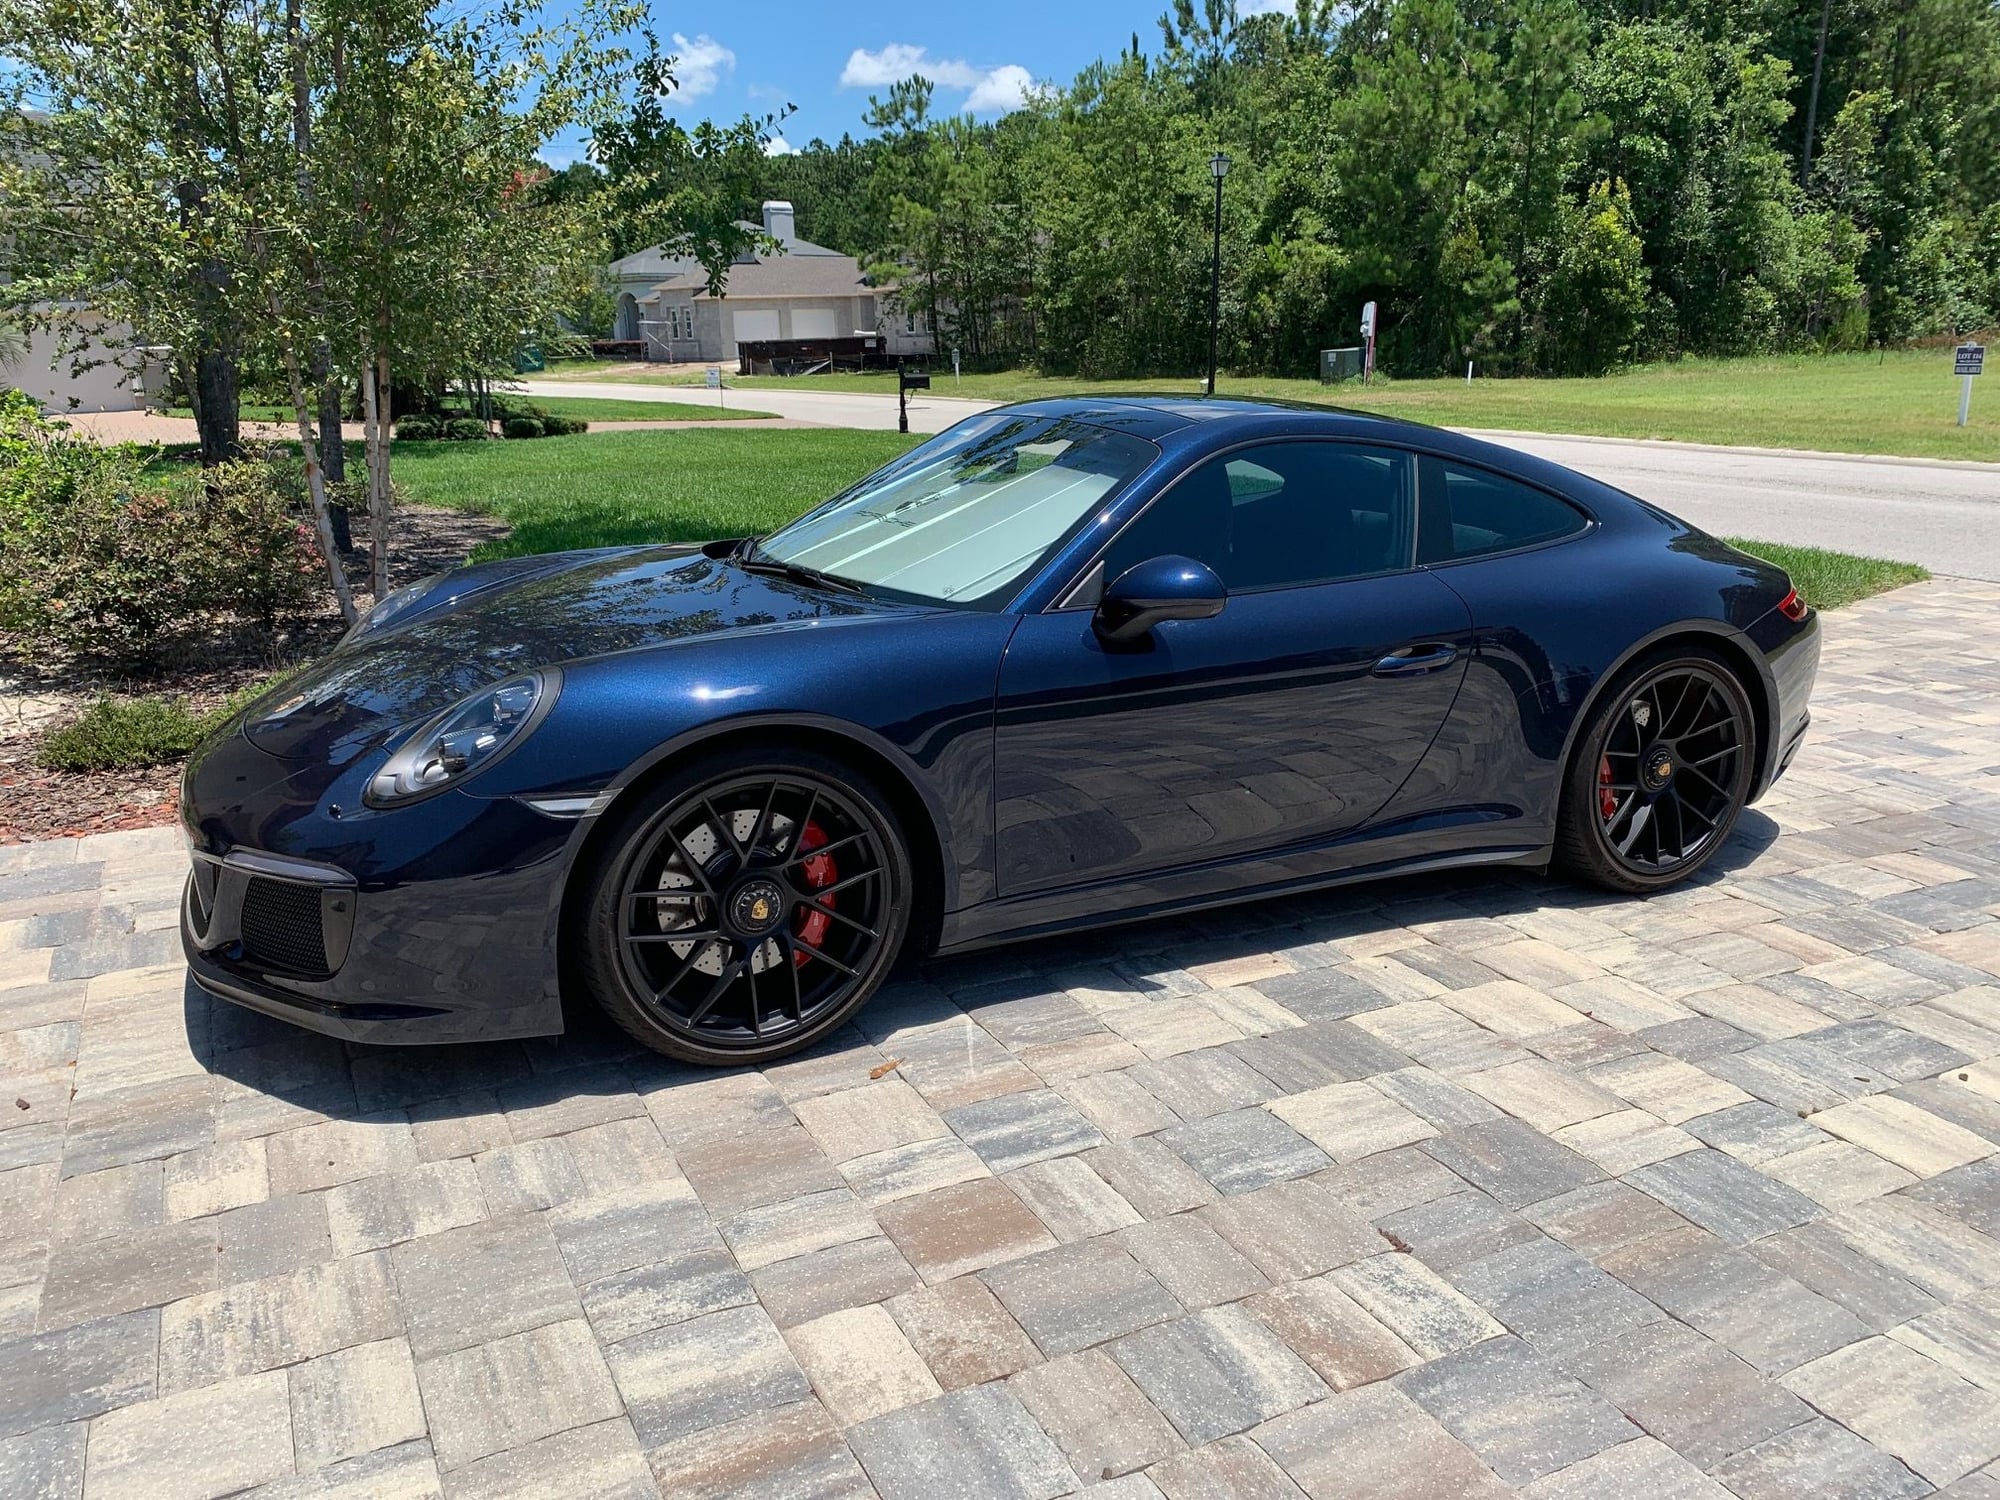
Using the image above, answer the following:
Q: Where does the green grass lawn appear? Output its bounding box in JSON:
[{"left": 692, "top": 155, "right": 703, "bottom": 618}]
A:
[
  {"left": 390, "top": 427, "right": 1926, "bottom": 612},
  {"left": 1720, "top": 539, "right": 1928, "bottom": 611},
  {"left": 543, "top": 346, "right": 2000, "bottom": 462},
  {"left": 168, "top": 394, "right": 772, "bottom": 425},
  {"left": 491, "top": 394, "right": 773, "bottom": 423},
  {"left": 391, "top": 427, "right": 917, "bottom": 561}
]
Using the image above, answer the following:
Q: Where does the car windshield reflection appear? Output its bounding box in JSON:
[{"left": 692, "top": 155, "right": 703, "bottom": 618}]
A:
[{"left": 758, "top": 414, "right": 1159, "bottom": 609}]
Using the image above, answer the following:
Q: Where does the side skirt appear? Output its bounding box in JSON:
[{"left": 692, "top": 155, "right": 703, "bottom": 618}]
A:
[{"left": 933, "top": 842, "right": 1551, "bottom": 957}]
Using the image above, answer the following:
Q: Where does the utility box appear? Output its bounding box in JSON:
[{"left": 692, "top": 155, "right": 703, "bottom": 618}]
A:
[{"left": 1319, "top": 347, "right": 1363, "bottom": 384}]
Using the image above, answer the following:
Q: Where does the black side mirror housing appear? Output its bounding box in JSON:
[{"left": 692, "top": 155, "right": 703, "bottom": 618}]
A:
[{"left": 1093, "top": 555, "right": 1227, "bottom": 642}]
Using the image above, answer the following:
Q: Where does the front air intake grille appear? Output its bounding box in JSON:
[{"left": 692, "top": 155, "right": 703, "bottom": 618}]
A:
[{"left": 238, "top": 876, "right": 331, "bottom": 977}]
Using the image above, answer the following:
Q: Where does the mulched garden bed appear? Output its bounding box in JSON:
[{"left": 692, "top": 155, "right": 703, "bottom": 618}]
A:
[{"left": 0, "top": 504, "right": 511, "bottom": 844}]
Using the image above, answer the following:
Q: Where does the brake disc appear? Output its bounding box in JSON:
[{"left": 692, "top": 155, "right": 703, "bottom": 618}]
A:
[{"left": 652, "top": 809, "right": 795, "bottom": 976}]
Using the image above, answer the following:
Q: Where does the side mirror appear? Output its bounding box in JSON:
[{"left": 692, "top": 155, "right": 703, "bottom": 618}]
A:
[{"left": 1093, "top": 555, "right": 1226, "bottom": 642}]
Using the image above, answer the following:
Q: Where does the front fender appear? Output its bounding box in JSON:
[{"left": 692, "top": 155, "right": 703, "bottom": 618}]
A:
[{"left": 471, "top": 611, "right": 1018, "bottom": 922}]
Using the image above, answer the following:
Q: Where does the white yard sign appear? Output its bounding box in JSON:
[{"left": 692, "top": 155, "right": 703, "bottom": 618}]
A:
[{"left": 1958, "top": 343, "right": 1984, "bottom": 427}]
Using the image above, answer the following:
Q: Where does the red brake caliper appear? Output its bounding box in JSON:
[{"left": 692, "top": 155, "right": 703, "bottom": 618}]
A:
[
  {"left": 793, "top": 820, "right": 837, "bottom": 965},
  {"left": 1598, "top": 755, "right": 1617, "bottom": 820}
]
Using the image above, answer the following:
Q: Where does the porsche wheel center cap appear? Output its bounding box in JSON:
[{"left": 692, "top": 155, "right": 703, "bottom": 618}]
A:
[
  {"left": 729, "top": 878, "right": 788, "bottom": 936},
  {"left": 1642, "top": 749, "right": 1675, "bottom": 791}
]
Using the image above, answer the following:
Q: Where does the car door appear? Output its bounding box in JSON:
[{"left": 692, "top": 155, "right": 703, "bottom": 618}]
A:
[{"left": 993, "top": 439, "right": 1474, "bottom": 896}]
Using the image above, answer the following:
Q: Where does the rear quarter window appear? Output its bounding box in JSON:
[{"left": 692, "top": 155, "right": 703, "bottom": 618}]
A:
[{"left": 1439, "top": 464, "right": 1588, "bottom": 559}]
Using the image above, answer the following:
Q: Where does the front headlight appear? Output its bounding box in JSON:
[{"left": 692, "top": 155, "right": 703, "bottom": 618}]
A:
[{"left": 364, "top": 670, "right": 558, "bottom": 807}]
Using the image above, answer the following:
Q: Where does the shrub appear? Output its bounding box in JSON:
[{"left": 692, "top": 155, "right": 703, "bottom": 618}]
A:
[
  {"left": 443, "top": 417, "right": 489, "bottom": 441},
  {"left": 394, "top": 415, "right": 440, "bottom": 440},
  {"left": 37, "top": 696, "right": 211, "bottom": 771},
  {"left": 0, "top": 410, "right": 323, "bottom": 664},
  {"left": 196, "top": 458, "right": 324, "bottom": 625},
  {"left": 544, "top": 331, "right": 595, "bottom": 362},
  {"left": 541, "top": 414, "right": 589, "bottom": 436},
  {"left": 502, "top": 416, "right": 545, "bottom": 439}
]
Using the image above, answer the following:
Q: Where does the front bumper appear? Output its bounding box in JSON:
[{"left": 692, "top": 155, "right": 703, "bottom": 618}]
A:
[
  {"left": 179, "top": 849, "right": 570, "bottom": 1045},
  {"left": 179, "top": 726, "right": 582, "bottom": 1045}
]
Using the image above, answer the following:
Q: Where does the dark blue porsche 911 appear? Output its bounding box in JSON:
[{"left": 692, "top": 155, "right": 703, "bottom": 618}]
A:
[{"left": 180, "top": 397, "right": 1820, "bottom": 1064}]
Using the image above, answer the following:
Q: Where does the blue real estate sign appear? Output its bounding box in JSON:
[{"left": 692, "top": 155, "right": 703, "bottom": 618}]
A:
[{"left": 1957, "top": 344, "right": 1985, "bottom": 377}]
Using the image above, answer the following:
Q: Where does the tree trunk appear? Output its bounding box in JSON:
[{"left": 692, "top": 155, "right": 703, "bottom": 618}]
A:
[
  {"left": 191, "top": 333, "right": 241, "bottom": 466},
  {"left": 1801, "top": 0, "right": 1834, "bottom": 186},
  {"left": 359, "top": 352, "right": 393, "bottom": 601},
  {"left": 276, "top": 321, "right": 358, "bottom": 626},
  {"left": 287, "top": 0, "right": 350, "bottom": 551},
  {"left": 313, "top": 359, "right": 350, "bottom": 551},
  {"left": 359, "top": 354, "right": 380, "bottom": 581},
  {"left": 371, "top": 349, "right": 392, "bottom": 598},
  {"left": 176, "top": 167, "right": 241, "bottom": 467}
]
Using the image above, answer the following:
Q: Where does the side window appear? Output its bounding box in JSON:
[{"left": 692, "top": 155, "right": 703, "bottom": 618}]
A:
[
  {"left": 1436, "top": 463, "right": 1588, "bottom": 560},
  {"left": 1100, "top": 442, "right": 1416, "bottom": 593}
]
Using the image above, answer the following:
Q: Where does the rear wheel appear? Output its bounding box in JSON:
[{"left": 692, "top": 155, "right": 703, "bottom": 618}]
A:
[
  {"left": 577, "top": 749, "right": 912, "bottom": 1065},
  {"left": 1557, "top": 647, "right": 1755, "bottom": 893}
]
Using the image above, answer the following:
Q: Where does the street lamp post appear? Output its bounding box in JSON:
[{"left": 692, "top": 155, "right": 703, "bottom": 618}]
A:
[{"left": 1207, "top": 150, "right": 1230, "bottom": 397}]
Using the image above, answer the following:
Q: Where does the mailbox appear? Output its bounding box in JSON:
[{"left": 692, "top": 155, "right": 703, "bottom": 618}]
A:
[{"left": 896, "top": 366, "right": 930, "bottom": 433}]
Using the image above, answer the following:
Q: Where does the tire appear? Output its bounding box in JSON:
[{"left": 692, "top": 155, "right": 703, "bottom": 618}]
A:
[
  {"left": 575, "top": 747, "right": 913, "bottom": 1065},
  {"left": 1556, "top": 645, "right": 1756, "bottom": 894}
]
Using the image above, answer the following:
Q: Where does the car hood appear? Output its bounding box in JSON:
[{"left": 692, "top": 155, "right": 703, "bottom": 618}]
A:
[{"left": 239, "top": 544, "right": 921, "bottom": 764}]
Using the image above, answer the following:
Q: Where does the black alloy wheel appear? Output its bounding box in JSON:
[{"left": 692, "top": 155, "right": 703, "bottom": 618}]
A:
[
  {"left": 579, "top": 750, "right": 911, "bottom": 1064},
  {"left": 1558, "top": 648, "right": 1755, "bottom": 893}
]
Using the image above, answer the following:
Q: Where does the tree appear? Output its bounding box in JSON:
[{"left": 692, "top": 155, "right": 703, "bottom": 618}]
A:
[
  {"left": 0, "top": 0, "right": 267, "bottom": 462},
  {"left": 0, "top": 0, "right": 641, "bottom": 625},
  {"left": 1540, "top": 180, "right": 1648, "bottom": 372},
  {"left": 1328, "top": 0, "right": 1513, "bottom": 371},
  {"left": 593, "top": 43, "right": 793, "bottom": 289}
]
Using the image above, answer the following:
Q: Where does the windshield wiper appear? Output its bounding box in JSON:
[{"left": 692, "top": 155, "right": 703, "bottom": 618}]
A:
[{"left": 734, "top": 541, "right": 865, "bottom": 596}]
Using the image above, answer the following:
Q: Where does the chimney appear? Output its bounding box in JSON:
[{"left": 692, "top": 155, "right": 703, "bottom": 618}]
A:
[{"left": 762, "top": 200, "right": 795, "bottom": 249}]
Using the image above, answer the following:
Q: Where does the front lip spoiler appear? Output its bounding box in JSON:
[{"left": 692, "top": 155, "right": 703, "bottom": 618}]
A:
[{"left": 182, "top": 888, "right": 455, "bottom": 1045}]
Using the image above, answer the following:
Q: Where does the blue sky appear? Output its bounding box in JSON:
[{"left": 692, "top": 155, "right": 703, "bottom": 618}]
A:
[{"left": 544, "top": 1, "right": 1291, "bottom": 162}]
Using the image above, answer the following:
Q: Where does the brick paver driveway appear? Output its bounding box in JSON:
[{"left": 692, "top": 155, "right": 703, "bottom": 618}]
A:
[{"left": 5, "top": 579, "right": 2000, "bottom": 1500}]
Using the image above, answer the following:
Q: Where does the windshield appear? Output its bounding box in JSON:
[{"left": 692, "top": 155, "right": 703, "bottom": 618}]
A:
[{"left": 757, "top": 414, "right": 1159, "bottom": 609}]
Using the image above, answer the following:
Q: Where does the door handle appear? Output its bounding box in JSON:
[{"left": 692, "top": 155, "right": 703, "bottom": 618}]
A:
[{"left": 1373, "top": 643, "right": 1459, "bottom": 678}]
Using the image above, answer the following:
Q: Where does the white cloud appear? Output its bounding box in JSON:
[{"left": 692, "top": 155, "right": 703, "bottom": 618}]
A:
[
  {"left": 1238, "top": 0, "right": 1295, "bottom": 13},
  {"left": 762, "top": 134, "right": 798, "bottom": 157},
  {"left": 840, "top": 43, "right": 976, "bottom": 90},
  {"left": 839, "top": 43, "right": 1035, "bottom": 114},
  {"left": 667, "top": 33, "right": 735, "bottom": 99},
  {"left": 964, "top": 64, "right": 1036, "bottom": 114}
]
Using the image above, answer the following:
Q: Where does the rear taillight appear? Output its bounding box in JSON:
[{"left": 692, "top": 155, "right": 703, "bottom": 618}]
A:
[{"left": 1777, "top": 588, "right": 1809, "bottom": 622}]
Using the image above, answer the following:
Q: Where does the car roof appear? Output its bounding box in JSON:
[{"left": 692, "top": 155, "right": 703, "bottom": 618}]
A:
[
  {"left": 1000, "top": 394, "right": 1408, "bottom": 443},
  {"left": 1005, "top": 394, "right": 1647, "bottom": 506}
]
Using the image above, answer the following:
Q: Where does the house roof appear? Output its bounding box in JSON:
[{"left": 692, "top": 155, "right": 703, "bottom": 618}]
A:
[
  {"left": 606, "top": 245, "right": 701, "bottom": 281},
  {"left": 610, "top": 221, "right": 846, "bottom": 284},
  {"left": 648, "top": 254, "right": 883, "bottom": 301}
]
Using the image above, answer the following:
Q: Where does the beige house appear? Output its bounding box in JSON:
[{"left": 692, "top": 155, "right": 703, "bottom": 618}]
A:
[
  {"left": 1, "top": 305, "right": 157, "bottom": 413},
  {"left": 612, "top": 202, "right": 932, "bottom": 370},
  {"left": 605, "top": 243, "right": 703, "bottom": 342}
]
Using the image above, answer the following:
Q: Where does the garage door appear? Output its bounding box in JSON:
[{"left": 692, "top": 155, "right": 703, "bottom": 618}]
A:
[
  {"left": 791, "top": 308, "right": 838, "bottom": 340},
  {"left": 731, "top": 309, "right": 780, "bottom": 342}
]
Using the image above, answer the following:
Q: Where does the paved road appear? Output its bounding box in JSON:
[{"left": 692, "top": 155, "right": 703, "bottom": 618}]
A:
[
  {"left": 524, "top": 378, "right": 998, "bottom": 436},
  {"left": 6, "top": 577, "right": 2000, "bottom": 1497},
  {"left": 1478, "top": 431, "right": 2000, "bottom": 584},
  {"left": 523, "top": 379, "right": 2000, "bottom": 581}
]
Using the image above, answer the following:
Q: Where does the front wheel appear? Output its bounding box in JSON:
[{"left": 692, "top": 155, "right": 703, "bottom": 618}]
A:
[
  {"left": 1556, "top": 648, "right": 1756, "bottom": 893},
  {"left": 576, "top": 749, "right": 912, "bottom": 1065}
]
